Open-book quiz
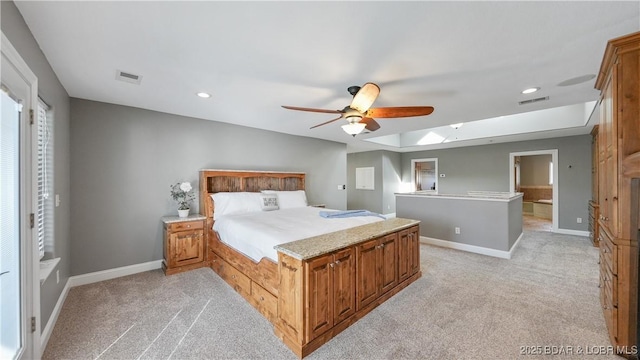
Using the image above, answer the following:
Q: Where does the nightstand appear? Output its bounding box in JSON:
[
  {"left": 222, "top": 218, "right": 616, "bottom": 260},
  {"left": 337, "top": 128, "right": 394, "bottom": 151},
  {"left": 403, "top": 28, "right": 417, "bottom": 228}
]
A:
[{"left": 161, "top": 214, "right": 207, "bottom": 275}]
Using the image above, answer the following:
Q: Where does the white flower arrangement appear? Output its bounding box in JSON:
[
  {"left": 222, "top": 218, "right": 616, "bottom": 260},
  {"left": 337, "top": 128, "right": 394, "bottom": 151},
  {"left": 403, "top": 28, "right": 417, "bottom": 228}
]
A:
[{"left": 170, "top": 181, "right": 195, "bottom": 210}]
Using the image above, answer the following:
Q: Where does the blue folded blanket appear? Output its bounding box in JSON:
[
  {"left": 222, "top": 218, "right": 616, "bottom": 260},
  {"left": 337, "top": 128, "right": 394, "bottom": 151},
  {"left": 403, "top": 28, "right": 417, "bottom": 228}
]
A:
[{"left": 319, "top": 210, "right": 386, "bottom": 219}]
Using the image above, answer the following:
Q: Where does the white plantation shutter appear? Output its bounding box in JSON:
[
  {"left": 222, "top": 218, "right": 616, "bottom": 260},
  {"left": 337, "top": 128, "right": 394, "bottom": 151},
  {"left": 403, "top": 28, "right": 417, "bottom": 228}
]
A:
[{"left": 36, "top": 99, "right": 54, "bottom": 259}]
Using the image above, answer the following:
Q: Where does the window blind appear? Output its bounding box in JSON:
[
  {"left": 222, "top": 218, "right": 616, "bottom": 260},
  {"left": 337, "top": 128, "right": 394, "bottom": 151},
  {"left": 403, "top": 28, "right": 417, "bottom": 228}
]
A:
[{"left": 36, "top": 99, "right": 53, "bottom": 259}]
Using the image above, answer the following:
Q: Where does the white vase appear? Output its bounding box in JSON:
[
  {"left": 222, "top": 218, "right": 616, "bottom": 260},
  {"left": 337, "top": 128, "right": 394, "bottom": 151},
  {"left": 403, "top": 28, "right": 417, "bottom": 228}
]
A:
[{"left": 178, "top": 209, "right": 190, "bottom": 218}]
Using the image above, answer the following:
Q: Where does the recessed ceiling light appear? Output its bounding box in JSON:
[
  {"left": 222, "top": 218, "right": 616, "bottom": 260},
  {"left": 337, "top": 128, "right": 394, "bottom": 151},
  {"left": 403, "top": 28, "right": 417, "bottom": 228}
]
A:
[
  {"left": 449, "top": 123, "right": 464, "bottom": 129},
  {"left": 196, "top": 92, "right": 211, "bottom": 98},
  {"left": 521, "top": 87, "right": 540, "bottom": 94}
]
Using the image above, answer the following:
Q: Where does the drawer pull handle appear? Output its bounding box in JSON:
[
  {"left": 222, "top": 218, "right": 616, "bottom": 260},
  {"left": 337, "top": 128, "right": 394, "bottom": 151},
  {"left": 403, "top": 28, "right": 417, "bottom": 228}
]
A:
[
  {"left": 260, "top": 296, "right": 265, "bottom": 301},
  {"left": 187, "top": 225, "right": 191, "bottom": 228},
  {"left": 335, "top": 260, "right": 341, "bottom": 265},
  {"left": 329, "top": 263, "right": 335, "bottom": 268},
  {"left": 231, "top": 275, "right": 236, "bottom": 279}
]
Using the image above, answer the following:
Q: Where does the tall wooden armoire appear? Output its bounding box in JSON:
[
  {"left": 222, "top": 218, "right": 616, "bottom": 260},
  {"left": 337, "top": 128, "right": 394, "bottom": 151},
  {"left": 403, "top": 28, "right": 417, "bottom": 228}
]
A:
[{"left": 594, "top": 31, "right": 640, "bottom": 357}]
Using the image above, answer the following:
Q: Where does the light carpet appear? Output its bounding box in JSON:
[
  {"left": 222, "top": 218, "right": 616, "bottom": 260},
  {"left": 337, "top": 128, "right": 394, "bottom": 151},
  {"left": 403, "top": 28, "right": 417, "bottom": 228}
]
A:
[{"left": 43, "top": 230, "right": 617, "bottom": 359}]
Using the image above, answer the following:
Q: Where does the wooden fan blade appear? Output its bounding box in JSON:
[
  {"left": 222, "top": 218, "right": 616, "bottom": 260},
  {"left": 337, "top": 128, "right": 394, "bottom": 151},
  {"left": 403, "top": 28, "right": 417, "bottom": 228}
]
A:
[
  {"left": 350, "top": 82, "right": 380, "bottom": 113},
  {"left": 282, "top": 105, "right": 342, "bottom": 114},
  {"left": 360, "top": 117, "right": 380, "bottom": 132},
  {"left": 366, "top": 106, "right": 434, "bottom": 118},
  {"left": 310, "top": 115, "right": 344, "bottom": 129}
]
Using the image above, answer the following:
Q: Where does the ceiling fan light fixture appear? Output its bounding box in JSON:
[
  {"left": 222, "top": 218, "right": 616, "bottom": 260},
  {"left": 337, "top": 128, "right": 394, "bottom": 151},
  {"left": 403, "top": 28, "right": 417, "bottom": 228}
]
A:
[{"left": 342, "top": 122, "right": 366, "bottom": 136}]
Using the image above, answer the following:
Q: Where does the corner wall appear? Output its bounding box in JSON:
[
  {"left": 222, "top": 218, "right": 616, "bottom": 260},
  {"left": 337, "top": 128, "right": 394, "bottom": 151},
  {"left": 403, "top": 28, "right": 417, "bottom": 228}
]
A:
[{"left": 347, "top": 150, "right": 402, "bottom": 214}]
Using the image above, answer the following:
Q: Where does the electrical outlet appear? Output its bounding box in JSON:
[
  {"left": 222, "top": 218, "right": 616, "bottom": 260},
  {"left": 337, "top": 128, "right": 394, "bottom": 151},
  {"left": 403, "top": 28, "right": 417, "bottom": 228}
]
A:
[
  {"left": 337, "top": 185, "right": 342, "bottom": 190},
  {"left": 56, "top": 270, "right": 59, "bottom": 284},
  {"left": 55, "top": 194, "right": 60, "bottom": 207},
  {"left": 577, "top": 217, "right": 582, "bottom": 224},
  {"left": 455, "top": 227, "right": 460, "bottom": 235}
]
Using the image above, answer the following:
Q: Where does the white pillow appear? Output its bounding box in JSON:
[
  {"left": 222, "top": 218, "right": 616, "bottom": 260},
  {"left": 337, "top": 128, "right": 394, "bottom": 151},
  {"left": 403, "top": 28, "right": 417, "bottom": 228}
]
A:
[
  {"left": 212, "top": 192, "right": 262, "bottom": 219},
  {"left": 259, "top": 194, "right": 279, "bottom": 211},
  {"left": 261, "top": 190, "right": 307, "bottom": 209}
]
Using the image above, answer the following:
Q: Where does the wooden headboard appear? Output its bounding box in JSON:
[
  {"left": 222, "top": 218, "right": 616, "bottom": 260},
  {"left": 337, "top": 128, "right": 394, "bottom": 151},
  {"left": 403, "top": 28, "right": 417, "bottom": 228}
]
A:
[{"left": 199, "top": 169, "right": 305, "bottom": 222}]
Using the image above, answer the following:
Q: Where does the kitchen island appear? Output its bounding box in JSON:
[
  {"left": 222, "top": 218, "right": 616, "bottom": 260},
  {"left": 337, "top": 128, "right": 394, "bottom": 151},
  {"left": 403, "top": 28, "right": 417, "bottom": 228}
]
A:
[
  {"left": 274, "top": 218, "right": 421, "bottom": 358},
  {"left": 396, "top": 191, "right": 523, "bottom": 259}
]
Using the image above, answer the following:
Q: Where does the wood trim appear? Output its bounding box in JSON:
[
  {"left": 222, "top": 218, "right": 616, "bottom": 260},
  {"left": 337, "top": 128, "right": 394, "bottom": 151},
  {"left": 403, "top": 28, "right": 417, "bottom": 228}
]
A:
[
  {"left": 596, "top": 31, "right": 640, "bottom": 90},
  {"left": 162, "top": 260, "right": 206, "bottom": 276},
  {"left": 622, "top": 152, "right": 640, "bottom": 178}
]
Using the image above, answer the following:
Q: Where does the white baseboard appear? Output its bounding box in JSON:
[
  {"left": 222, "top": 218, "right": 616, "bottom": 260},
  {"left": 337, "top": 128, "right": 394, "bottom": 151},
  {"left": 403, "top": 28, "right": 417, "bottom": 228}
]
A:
[
  {"left": 420, "top": 233, "right": 523, "bottom": 260},
  {"left": 510, "top": 232, "right": 524, "bottom": 258},
  {"left": 67, "top": 260, "right": 163, "bottom": 287},
  {"left": 554, "top": 228, "right": 590, "bottom": 237},
  {"left": 40, "top": 279, "right": 71, "bottom": 352}
]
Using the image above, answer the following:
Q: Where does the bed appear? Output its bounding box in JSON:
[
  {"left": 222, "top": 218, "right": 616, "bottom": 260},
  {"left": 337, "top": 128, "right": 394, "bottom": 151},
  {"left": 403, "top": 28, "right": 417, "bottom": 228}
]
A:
[{"left": 199, "top": 169, "right": 421, "bottom": 358}]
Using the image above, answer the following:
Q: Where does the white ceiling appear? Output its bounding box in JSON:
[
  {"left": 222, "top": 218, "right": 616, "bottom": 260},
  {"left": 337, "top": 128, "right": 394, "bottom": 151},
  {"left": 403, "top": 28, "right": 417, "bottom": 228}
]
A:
[{"left": 14, "top": 1, "right": 640, "bottom": 153}]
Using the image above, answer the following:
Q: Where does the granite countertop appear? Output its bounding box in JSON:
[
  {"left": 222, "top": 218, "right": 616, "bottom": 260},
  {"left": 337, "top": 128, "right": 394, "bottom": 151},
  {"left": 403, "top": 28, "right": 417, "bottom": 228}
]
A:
[
  {"left": 275, "top": 217, "right": 420, "bottom": 260},
  {"left": 161, "top": 214, "right": 207, "bottom": 223},
  {"left": 395, "top": 191, "right": 523, "bottom": 202}
]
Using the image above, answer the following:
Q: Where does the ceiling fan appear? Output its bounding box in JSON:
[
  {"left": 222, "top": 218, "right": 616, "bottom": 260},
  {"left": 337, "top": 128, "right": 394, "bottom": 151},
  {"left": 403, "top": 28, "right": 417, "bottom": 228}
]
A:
[{"left": 282, "top": 82, "right": 434, "bottom": 136}]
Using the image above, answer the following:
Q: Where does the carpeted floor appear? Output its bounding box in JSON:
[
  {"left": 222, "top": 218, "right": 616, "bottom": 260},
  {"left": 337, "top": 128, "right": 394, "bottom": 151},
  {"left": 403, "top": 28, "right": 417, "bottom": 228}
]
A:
[{"left": 43, "top": 230, "right": 618, "bottom": 360}]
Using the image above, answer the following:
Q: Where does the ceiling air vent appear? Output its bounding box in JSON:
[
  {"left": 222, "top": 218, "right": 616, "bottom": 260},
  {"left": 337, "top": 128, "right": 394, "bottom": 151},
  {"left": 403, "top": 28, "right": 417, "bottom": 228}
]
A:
[
  {"left": 518, "top": 96, "right": 549, "bottom": 105},
  {"left": 115, "top": 70, "right": 142, "bottom": 85}
]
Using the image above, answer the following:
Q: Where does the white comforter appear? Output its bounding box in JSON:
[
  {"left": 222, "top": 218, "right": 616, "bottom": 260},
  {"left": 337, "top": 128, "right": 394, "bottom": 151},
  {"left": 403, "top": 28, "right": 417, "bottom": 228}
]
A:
[{"left": 213, "top": 206, "right": 384, "bottom": 262}]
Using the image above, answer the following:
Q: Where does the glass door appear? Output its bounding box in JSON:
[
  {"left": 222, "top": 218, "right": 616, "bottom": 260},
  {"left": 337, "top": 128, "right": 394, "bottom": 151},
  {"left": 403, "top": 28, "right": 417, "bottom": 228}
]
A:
[
  {"left": 1, "top": 32, "right": 39, "bottom": 360},
  {"left": 1, "top": 85, "right": 23, "bottom": 360}
]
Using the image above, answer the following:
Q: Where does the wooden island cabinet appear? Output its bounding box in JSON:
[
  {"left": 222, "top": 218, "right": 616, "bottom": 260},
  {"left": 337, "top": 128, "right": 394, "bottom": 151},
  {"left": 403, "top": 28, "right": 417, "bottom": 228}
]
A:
[
  {"left": 357, "top": 233, "right": 398, "bottom": 309},
  {"left": 305, "top": 247, "right": 356, "bottom": 340},
  {"left": 274, "top": 220, "right": 421, "bottom": 358}
]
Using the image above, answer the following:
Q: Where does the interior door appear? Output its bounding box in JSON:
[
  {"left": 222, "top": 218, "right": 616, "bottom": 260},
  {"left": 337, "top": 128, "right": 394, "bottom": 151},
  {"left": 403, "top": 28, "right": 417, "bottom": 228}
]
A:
[
  {"left": 1, "top": 81, "right": 24, "bottom": 360},
  {"left": 1, "top": 33, "right": 38, "bottom": 360}
]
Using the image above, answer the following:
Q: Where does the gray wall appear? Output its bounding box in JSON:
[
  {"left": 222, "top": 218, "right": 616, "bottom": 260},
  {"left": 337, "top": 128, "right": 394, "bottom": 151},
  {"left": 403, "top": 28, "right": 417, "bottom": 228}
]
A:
[
  {"left": 400, "top": 135, "right": 592, "bottom": 231},
  {"left": 70, "top": 99, "right": 347, "bottom": 275},
  {"left": 520, "top": 154, "right": 552, "bottom": 186},
  {"left": 347, "top": 151, "right": 382, "bottom": 213},
  {"left": 347, "top": 150, "right": 401, "bottom": 214},
  {"left": 396, "top": 195, "right": 522, "bottom": 252},
  {"left": 382, "top": 151, "right": 402, "bottom": 214},
  {"left": 2, "top": 1, "right": 72, "bottom": 331}
]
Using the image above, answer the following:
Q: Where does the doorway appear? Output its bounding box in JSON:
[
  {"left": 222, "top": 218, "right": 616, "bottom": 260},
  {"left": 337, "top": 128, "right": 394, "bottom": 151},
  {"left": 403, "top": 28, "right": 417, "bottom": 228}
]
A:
[
  {"left": 509, "top": 150, "right": 558, "bottom": 232},
  {"left": 411, "top": 158, "right": 438, "bottom": 192}
]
